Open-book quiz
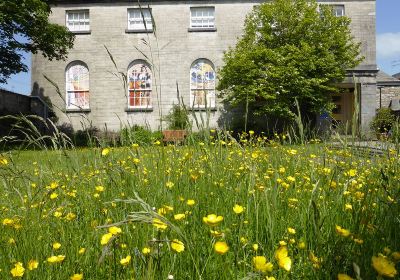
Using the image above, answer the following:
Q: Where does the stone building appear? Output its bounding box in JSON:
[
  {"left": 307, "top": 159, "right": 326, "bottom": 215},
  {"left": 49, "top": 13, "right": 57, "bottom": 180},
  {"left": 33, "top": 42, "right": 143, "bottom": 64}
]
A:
[
  {"left": 376, "top": 71, "right": 400, "bottom": 110},
  {"left": 31, "top": 0, "right": 377, "bottom": 132}
]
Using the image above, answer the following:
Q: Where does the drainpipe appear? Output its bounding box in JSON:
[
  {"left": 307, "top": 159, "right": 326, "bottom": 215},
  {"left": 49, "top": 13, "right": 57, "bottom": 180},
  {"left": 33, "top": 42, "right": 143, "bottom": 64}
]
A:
[{"left": 379, "top": 87, "right": 382, "bottom": 109}]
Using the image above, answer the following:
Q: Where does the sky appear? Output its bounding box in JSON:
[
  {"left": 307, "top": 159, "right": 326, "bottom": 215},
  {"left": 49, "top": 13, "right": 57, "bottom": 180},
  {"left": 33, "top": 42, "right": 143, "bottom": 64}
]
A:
[{"left": 2, "top": 0, "right": 400, "bottom": 95}]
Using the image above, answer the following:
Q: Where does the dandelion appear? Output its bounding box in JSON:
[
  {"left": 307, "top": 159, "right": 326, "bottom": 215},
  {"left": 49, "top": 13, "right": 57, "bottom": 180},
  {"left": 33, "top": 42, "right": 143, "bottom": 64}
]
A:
[
  {"left": 10, "top": 262, "right": 25, "bottom": 278},
  {"left": 214, "top": 241, "right": 229, "bottom": 255},
  {"left": 27, "top": 259, "right": 39, "bottom": 270},
  {"left": 203, "top": 214, "right": 223, "bottom": 226},
  {"left": 171, "top": 239, "right": 185, "bottom": 253},
  {"left": 371, "top": 255, "right": 397, "bottom": 277},
  {"left": 233, "top": 204, "right": 244, "bottom": 214},
  {"left": 120, "top": 255, "right": 131, "bottom": 266},
  {"left": 70, "top": 273, "right": 83, "bottom": 280}
]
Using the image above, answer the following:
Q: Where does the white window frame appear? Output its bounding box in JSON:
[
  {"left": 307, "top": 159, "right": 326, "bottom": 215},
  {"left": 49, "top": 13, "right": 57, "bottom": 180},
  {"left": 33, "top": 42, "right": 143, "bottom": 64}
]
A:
[
  {"left": 190, "top": 7, "right": 215, "bottom": 29},
  {"left": 127, "top": 8, "right": 153, "bottom": 31},
  {"left": 190, "top": 59, "right": 216, "bottom": 109},
  {"left": 127, "top": 61, "right": 152, "bottom": 109},
  {"left": 331, "top": 5, "right": 345, "bottom": 17},
  {"left": 66, "top": 10, "right": 90, "bottom": 32},
  {"left": 65, "top": 62, "right": 90, "bottom": 110}
]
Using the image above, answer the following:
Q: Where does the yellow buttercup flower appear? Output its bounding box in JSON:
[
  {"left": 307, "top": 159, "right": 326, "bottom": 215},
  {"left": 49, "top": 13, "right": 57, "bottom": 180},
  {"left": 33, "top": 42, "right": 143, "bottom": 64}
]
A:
[
  {"left": 0, "top": 157, "right": 8, "bottom": 165},
  {"left": 70, "top": 273, "right": 83, "bottom": 280},
  {"left": 335, "top": 225, "right": 351, "bottom": 238},
  {"left": 108, "top": 226, "right": 122, "bottom": 235},
  {"left": 174, "top": 213, "right": 186, "bottom": 221},
  {"left": 214, "top": 241, "right": 229, "bottom": 255},
  {"left": 203, "top": 214, "right": 224, "bottom": 226},
  {"left": 3, "top": 218, "right": 14, "bottom": 226},
  {"left": 337, "top": 274, "right": 354, "bottom": 280},
  {"left": 100, "top": 233, "right": 113, "bottom": 245},
  {"left": 171, "top": 239, "right": 185, "bottom": 253},
  {"left": 371, "top": 255, "right": 397, "bottom": 278},
  {"left": 275, "top": 246, "right": 292, "bottom": 271},
  {"left": 27, "top": 259, "right": 39, "bottom": 270},
  {"left": 52, "top": 242, "right": 61, "bottom": 250},
  {"left": 101, "top": 148, "right": 110, "bottom": 156},
  {"left": 233, "top": 204, "right": 244, "bottom": 214},
  {"left": 287, "top": 227, "right": 296, "bottom": 235},
  {"left": 78, "top": 248, "right": 86, "bottom": 254},
  {"left": 186, "top": 199, "right": 195, "bottom": 206},
  {"left": 153, "top": 218, "right": 168, "bottom": 231},
  {"left": 142, "top": 247, "right": 151, "bottom": 255},
  {"left": 47, "top": 255, "right": 65, "bottom": 263},
  {"left": 253, "top": 256, "right": 273, "bottom": 273},
  {"left": 10, "top": 262, "right": 25, "bottom": 278},
  {"left": 120, "top": 255, "right": 131, "bottom": 266}
]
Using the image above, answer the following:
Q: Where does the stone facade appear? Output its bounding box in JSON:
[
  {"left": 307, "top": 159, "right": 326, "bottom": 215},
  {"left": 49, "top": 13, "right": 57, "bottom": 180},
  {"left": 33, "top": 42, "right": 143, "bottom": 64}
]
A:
[
  {"left": 376, "top": 71, "right": 400, "bottom": 109},
  {"left": 31, "top": 0, "right": 377, "bottom": 132}
]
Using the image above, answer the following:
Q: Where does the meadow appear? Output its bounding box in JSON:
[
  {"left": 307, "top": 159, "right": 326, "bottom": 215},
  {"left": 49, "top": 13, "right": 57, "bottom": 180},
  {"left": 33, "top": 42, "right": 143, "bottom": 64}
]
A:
[{"left": 0, "top": 135, "right": 399, "bottom": 279}]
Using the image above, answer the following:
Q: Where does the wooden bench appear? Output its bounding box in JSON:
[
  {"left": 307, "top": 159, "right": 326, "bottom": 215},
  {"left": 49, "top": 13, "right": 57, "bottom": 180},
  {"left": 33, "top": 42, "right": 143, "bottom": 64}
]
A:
[{"left": 162, "top": 130, "right": 187, "bottom": 144}]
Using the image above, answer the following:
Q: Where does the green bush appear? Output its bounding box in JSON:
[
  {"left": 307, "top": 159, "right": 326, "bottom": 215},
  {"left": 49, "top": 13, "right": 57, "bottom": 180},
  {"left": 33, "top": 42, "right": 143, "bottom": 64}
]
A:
[
  {"left": 370, "top": 108, "right": 396, "bottom": 134},
  {"left": 164, "top": 104, "right": 190, "bottom": 130},
  {"left": 120, "top": 125, "right": 162, "bottom": 146}
]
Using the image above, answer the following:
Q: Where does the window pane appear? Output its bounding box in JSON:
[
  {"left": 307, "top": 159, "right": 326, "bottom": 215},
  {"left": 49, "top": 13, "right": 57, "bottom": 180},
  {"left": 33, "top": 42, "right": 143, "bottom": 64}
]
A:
[
  {"left": 66, "top": 63, "right": 90, "bottom": 109},
  {"left": 67, "top": 11, "right": 90, "bottom": 31},
  {"left": 190, "top": 59, "right": 216, "bottom": 108},
  {"left": 128, "top": 62, "right": 152, "bottom": 107},
  {"left": 128, "top": 8, "right": 153, "bottom": 30},
  {"left": 190, "top": 7, "right": 215, "bottom": 28}
]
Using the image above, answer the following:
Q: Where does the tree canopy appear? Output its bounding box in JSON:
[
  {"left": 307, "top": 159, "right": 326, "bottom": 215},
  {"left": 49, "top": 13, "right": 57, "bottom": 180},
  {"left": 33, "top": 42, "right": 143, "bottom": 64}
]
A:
[
  {"left": 0, "top": 0, "right": 74, "bottom": 84},
  {"left": 217, "top": 0, "right": 363, "bottom": 126}
]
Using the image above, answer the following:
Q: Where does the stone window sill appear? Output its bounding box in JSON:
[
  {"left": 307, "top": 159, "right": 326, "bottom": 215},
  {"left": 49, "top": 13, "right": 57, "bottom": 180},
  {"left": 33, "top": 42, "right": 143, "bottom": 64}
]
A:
[
  {"left": 66, "top": 108, "right": 91, "bottom": 113},
  {"left": 189, "top": 107, "right": 217, "bottom": 112},
  {"left": 70, "top": 30, "right": 91, "bottom": 35},
  {"left": 125, "top": 107, "right": 153, "bottom": 112},
  {"left": 188, "top": 27, "right": 217, "bottom": 32},
  {"left": 125, "top": 29, "right": 153, "bottom": 34}
]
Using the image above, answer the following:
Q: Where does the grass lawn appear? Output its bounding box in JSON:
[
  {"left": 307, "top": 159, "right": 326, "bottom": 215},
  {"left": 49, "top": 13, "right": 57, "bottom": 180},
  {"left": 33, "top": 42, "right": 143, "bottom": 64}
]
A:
[{"left": 0, "top": 140, "right": 399, "bottom": 279}]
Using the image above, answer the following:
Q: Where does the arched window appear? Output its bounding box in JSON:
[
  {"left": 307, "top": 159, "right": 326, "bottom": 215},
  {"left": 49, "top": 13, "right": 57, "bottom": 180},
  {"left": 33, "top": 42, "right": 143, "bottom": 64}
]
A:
[
  {"left": 66, "top": 62, "right": 90, "bottom": 110},
  {"left": 127, "top": 61, "right": 152, "bottom": 108},
  {"left": 190, "top": 59, "right": 216, "bottom": 109}
]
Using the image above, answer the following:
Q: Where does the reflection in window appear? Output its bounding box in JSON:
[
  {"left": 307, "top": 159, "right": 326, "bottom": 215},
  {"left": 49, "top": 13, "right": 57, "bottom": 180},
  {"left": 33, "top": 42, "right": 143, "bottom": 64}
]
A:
[
  {"left": 66, "top": 62, "right": 90, "bottom": 110},
  {"left": 190, "top": 59, "right": 216, "bottom": 109},
  {"left": 128, "top": 61, "right": 152, "bottom": 108}
]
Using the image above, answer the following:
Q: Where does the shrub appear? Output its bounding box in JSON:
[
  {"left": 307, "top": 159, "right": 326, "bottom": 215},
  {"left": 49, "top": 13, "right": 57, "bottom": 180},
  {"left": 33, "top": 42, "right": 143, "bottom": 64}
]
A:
[
  {"left": 120, "top": 125, "right": 162, "bottom": 146},
  {"left": 370, "top": 108, "right": 396, "bottom": 134},
  {"left": 164, "top": 104, "right": 190, "bottom": 130}
]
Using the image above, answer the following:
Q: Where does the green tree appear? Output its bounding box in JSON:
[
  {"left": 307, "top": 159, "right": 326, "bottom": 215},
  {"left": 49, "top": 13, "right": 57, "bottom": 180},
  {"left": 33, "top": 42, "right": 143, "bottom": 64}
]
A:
[
  {"left": 0, "top": 0, "right": 74, "bottom": 83},
  {"left": 217, "top": 0, "right": 363, "bottom": 127}
]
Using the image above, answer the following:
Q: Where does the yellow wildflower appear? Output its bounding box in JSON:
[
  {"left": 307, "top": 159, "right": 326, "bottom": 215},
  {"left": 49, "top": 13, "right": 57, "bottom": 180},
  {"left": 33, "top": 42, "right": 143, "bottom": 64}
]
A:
[
  {"left": 372, "top": 255, "right": 397, "bottom": 278},
  {"left": 153, "top": 218, "right": 168, "bottom": 231},
  {"left": 10, "top": 262, "right": 25, "bottom": 278},
  {"left": 171, "top": 239, "right": 185, "bottom": 253},
  {"left": 335, "top": 225, "right": 351, "bottom": 238},
  {"left": 100, "top": 233, "right": 113, "bottom": 245},
  {"left": 108, "top": 226, "right": 122, "bottom": 235},
  {"left": 52, "top": 242, "right": 61, "bottom": 250},
  {"left": 70, "top": 273, "right": 83, "bottom": 280},
  {"left": 253, "top": 256, "right": 273, "bottom": 273},
  {"left": 120, "top": 255, "right": 131, "bottom": 266},
  {"left": 47, "top": 255, "right": 65, "bottom": 263},
  {"left": 27, "top": 259, "right": 38, "bottom": 270},
  {"left": 101, "top": 148, "right": 110, "bottom": 156},
  {"left": 203, "top": 214, "right": 223, "bottom": 226},
  {"left": 187, "top": 199, "right": 195, "bottom": 206},
  {"left": 174, "top": 213, "right": 186, "bottom": 221},
  {"left": 78, "top": 248, "right": 86, "bottom": 254},
  {"left": 142, "top": 247, "right": 151, "bottom": 255},
  {"left": 214, "top": 241, "right": 229, "bottom": 255},
  {"left": 233, "top": 204, "right": 244, "bottom": 214},
  {"left": 287, "top": 227, "right": 296, "bottom": 235},
  {"left": 275, "top": 246, "right": 292, "bottom": 271}
]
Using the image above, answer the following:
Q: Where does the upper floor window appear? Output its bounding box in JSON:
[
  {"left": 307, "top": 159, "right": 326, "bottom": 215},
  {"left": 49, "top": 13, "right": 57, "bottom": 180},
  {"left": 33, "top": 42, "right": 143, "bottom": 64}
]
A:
[
  {"left": 190, "top": 7, "right": 215, "bottom": 29},
  {"left": 331, "top": 5, "right": 345, "bottom": 17},
  {"left": 128, "top": 61, "right": 152, "bottom": 109},
  {"left": 66, "top": 62, "right": 90, "bottom": 110},
  {"left": 190, "top": 59, "right": 216, "bottom": 109},
  {"left": 66, "top": 10, "right": 90, "bottom": 32},
  {"left": 128, "top": 8, "right": 153, "bottom": 31}
]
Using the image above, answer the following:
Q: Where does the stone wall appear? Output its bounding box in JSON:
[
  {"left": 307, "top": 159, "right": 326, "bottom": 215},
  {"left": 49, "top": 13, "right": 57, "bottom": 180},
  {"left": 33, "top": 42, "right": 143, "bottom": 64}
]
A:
[{"left": 377, "top": 87, "right": 400, "bottom": 109}]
